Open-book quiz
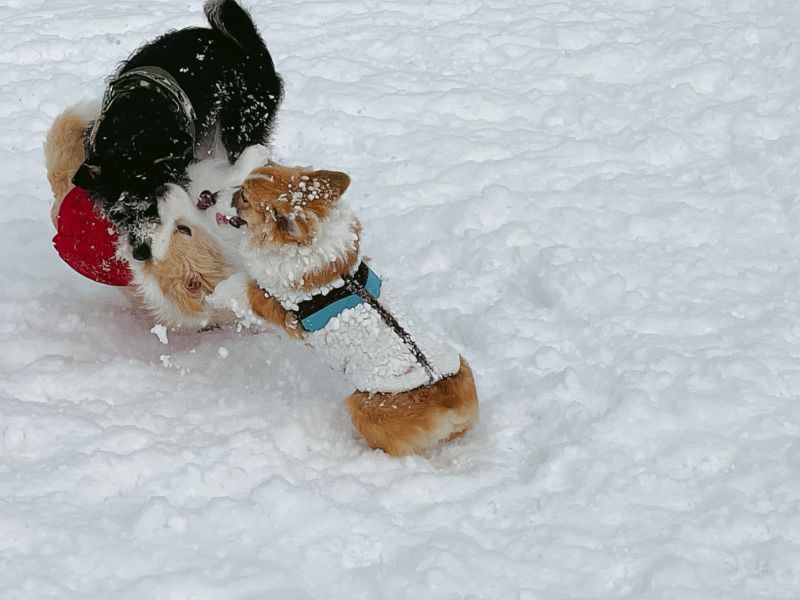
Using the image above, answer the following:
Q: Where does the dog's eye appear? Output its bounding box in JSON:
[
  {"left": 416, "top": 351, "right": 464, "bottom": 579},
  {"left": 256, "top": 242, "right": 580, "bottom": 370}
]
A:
[
  {"left": 177, "top": 224, "right": 192, "bottom": 236},
  {"left": 233, "top": 189, "right": 249, "bottom": 206}
]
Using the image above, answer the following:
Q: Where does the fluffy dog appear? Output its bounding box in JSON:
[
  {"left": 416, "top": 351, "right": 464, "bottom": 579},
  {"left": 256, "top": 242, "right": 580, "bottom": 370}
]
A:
[
  {"left": 45, "top": 104, "right": 270, "bottom": 328},
  {"left": 217, "top": 164, "right": 479, "bottom": 455},
  {"left": 73, "top": 0, "right": 283, "bottom": 261}
]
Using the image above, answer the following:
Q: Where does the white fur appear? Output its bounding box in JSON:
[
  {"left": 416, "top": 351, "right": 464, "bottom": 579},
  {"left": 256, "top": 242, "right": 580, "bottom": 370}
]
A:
[
  {"left": 125, "top": 145, "right": 271, "bottom": 328},
  {"left": 205, "top": 272, "right": 278, "bottom": 334},
  {"left": 68, "top": 99, "right": 101, "bottom": 123},
  {"left": 187, "top": 144, "right": 271, "bottom": 203},
  {"left": 150, "top": 185, "right": 213, "bottom": 261},
  {"left": 240, "top": 203, "right": 361, "bottom": 307}
]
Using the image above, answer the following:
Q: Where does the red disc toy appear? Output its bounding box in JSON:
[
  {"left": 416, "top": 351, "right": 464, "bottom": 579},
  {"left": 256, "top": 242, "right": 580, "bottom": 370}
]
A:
[{"left": 52, "top": 186, "right": 133, "bottom": 286}]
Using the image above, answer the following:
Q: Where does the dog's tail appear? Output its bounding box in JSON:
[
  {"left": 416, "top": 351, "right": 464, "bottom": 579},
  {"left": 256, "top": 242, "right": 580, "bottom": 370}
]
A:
[{"left": 204, "top": 0, "right": 273, "bottom": 61}]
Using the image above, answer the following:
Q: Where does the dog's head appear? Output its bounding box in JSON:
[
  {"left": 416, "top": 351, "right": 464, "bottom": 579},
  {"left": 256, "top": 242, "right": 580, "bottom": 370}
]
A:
[
  {"left": 232, "top": 165, "right": 350, "bottom": 247},
  {"left": 137, "top": 184, "right": 232, "bottom": 321}
]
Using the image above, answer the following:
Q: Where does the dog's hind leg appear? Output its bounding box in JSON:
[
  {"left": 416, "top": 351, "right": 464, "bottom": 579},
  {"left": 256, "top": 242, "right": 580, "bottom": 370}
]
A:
[
  {"left": 345, "top": 357, "right": 479, "bottom": 456},
  {"left": 44, "top": 101, "right": 100, "bottom": 227}
]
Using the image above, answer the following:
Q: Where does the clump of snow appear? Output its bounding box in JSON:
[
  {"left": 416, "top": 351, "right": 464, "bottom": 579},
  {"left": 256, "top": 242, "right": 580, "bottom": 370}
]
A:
[{"left": 150, "top": 323, "right": 169, "bottom": 344}]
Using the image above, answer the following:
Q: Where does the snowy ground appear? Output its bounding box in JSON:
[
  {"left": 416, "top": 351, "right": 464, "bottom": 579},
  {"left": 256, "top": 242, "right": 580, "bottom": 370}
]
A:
[{"left": 2, "top": 0, "right": 800, "bottom": 597}]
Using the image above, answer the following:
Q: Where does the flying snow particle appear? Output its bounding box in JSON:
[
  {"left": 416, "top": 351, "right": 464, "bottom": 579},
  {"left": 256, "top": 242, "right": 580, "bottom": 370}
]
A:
[{"left": 151, "top": 324, "right": 169, "bottom": 344}]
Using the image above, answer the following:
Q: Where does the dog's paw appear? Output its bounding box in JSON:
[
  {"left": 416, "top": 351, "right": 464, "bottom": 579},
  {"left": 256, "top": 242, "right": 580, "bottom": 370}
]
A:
[{"left": 284, "top": 311, "right": 306, "bottom": 340}]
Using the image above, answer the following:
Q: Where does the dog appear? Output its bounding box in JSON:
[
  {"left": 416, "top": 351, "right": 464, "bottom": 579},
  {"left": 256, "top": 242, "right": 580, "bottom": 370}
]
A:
[
  {"left": 130, "top": 145, "right": 272, "bottom": 328},
  {"left": 72, "top": 0, "right": 283, "bottom": 261},
  {"left": 45, "top": 104, "right": 271, "bottom": 328},
  {"left": 211, "top": 164, "right": 479, "bottom": 455}
]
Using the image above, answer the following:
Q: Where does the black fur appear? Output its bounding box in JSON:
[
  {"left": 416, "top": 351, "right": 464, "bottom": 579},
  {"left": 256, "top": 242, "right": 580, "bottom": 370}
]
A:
[{"left": 74, "top": 0, "right": 283, "bottom": 259}]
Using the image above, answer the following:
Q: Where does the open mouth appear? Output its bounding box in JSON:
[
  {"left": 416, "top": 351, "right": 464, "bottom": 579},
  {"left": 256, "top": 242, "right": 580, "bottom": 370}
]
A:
[{"left": 196, "top": 190, "right": 217, "bottom": 211}]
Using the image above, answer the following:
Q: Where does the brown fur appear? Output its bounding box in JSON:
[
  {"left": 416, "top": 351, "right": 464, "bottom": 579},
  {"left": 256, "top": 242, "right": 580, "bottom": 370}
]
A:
[
  {"left": 234, "top": 165, "right": 360, "bottom": 291},
  {"left": 246, "top": 281, "right": 305, "bottom": 338},
  {"left": 44, "top": 107, "right": 89, "bottom": 227},
  {"left": 143, "top": 221, "right": 230, "bottom": 317},
  {"left": 239, "top": 164, "right": 479, "bottom": 456},
  {"left": 345, "top": 357, "right": 479, "bottom": 456}
]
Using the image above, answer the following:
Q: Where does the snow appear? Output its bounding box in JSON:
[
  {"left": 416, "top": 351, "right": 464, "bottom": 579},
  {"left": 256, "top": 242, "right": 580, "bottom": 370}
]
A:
[
  {"left": 150, "top": 323, "right": 169, "bottom": 344},
  {"left": 2, "top": 0, "right": 800, "bottom": 598}
]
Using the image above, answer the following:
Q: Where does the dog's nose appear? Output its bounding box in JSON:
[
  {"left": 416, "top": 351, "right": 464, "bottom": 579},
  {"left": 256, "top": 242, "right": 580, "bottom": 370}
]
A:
[
  {"left": 197, "top": 190, "right": 217, "bottom": 210},
  {"left": 132, "top": 243, "right": 152, "bottom": 261}
]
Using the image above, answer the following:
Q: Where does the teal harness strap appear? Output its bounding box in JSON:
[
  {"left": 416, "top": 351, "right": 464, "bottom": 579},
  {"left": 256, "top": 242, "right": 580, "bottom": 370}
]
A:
[{"left": 298, "top": 265, "right": 381, "bottom": 332}]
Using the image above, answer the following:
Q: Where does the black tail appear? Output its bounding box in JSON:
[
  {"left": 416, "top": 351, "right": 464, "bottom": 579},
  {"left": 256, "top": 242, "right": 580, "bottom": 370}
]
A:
[{"left": 204, "top": 0, "right": 273, "bottom": 61}]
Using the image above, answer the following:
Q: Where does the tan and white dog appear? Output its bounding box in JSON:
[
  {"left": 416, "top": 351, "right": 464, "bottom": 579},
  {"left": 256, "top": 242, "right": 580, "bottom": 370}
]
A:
[
  {"left": 44, "top": 102, "right": 269, "bottom": 329},
  {"left": 217, "top": 164, "right": 479, "bottom": 456}
]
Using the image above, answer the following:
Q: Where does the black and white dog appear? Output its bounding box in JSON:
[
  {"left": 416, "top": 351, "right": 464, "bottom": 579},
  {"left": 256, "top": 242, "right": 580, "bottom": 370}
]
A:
[{"left": 73, "top": 0, "right": 283, "bottom": 260}]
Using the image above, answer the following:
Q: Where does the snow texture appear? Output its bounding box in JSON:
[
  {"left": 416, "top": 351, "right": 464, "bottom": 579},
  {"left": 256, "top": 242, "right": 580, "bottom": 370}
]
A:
[{"left": 2, "top": 0, "right": 800, "bottom": 598}]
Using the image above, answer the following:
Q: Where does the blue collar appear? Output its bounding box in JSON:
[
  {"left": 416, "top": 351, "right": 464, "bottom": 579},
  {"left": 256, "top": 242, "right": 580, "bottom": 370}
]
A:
[{"left": 295, "top": 263, "right": 382, "bottom": 332}]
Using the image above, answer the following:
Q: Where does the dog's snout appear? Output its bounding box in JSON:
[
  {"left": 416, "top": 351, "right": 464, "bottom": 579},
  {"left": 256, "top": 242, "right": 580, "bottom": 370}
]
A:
[
  {"left": 197, "top": 190, "right": 217, "bottom": 211},
  {"left": 228, "top": 216, "right": 247, "bottom": 229},
  {"left": 132, "top": 243, "right": 152, "bottom": 261}
]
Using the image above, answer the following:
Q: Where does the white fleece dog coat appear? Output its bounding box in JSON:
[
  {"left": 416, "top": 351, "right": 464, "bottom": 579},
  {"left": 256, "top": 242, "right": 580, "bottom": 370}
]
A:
[{"left": 239, "top": 203, "right": 461, "bottom": 394}]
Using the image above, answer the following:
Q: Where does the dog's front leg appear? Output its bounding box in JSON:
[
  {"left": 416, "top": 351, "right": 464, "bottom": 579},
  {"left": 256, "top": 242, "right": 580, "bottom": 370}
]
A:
[{"left": 246, "top": 281, "right": 305, "bottom": 339}]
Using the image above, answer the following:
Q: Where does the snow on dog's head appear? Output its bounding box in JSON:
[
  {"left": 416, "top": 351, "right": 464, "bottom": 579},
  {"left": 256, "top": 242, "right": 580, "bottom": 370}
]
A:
[
  {"left": 232, "top": 165, "right": 351, "bottom": 247},
  {"left": 232, "top": 164, "right": 361, "bottom": 300}
]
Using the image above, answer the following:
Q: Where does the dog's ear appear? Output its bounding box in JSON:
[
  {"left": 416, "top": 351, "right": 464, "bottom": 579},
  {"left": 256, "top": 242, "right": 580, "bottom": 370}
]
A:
[
  {"left": 312, "top": 170, "right": 350, "bottom": 202},
  {"left": 72, "top": 163, "right": 102, "bottom": 189}
]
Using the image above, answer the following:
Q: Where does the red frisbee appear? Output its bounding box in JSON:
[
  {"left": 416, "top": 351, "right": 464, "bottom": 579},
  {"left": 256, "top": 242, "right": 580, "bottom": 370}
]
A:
[{"left": 52, "top": 186, "right": 133, "bottom": 286}]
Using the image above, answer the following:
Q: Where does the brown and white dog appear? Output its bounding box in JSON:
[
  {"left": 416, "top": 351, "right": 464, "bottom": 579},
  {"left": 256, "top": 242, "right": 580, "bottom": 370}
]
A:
[
  {"left": 217, "top": 164, "right": 479, "bottom": 456},
  {"left": 44, "top": 103, "right": 268, "bottom": 329}
]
